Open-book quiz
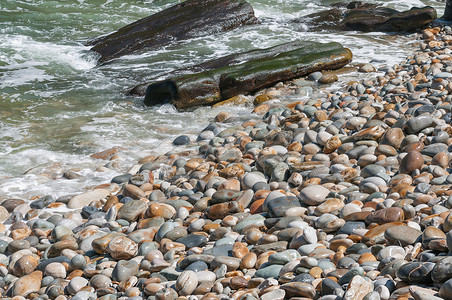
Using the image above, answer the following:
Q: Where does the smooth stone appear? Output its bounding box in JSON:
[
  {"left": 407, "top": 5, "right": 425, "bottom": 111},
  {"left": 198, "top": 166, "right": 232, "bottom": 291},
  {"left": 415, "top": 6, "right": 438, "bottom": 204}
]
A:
[
  {"left": 12, "top": 270, "right": 42, "bottom": 297},
  {"left": 432, "top": 257, "right": 452, "bottom": 283},
  {"left": 32, "top": 220, "right": 55, "bottom": 231},
  {"left": 107, "top": 236, "right": 138, "bottom": 260},
  {"left": 338, "top": 221, "right": 366, "bottom": 235},
  {"left": 233, "top": 214, "right": 266, "bottom": 233},
  {"left": 122, "top": 184, "right": 145, "bottom": 199},
  {"left": 377, "top": 246, "right": 405, "bottom": 260},
  {"left": 112, "top": 260, "right": 139, "bottom": 282},
  {"left": 439, "top": 278, "right": 452, "bottom": 300},
  {"left": 338, "top": 267, "right": 364, "bottom": 285},
  {"left": 384, "top": 225, "right": 422, "bottom": 246},
  {"left": 399, "top": 151, "right": 423, "bottom": 174},
  {"left": 186, "top": 261, "right": 208, "bottom": 272},
  {"left": 177, "top": 234, "right": 207, "bottom": 249},
  {"left": 365, "top": 207, "right": 404, "bottom": 224},
  {"left": 178, "top": 254, "right": 215, "bottom": 269},
  {"left": 361, "top": 165, "right": 386, "bottom": 178},
  {"left": 51, "top": 225, "right": 73, "bottom": 241},
  {"left": 196, "top": 270, "right": 216, "bottom": 283},
  {"left": 319, "top": 74, "right": 339, "bottom": 84},
  {"left": 0, "top": 206, "right": 9, "bottom": 223},
  {"left": 262, "top": 191, "right": 286, "bottom": 211},
  {"left": 7, "top": 240, "right": 30, "bottom": 253},
  {"left": 421, "top": 143, "right": 448, "bottom": 157},
  {"left": 70, "top": 254, "right": 87, "bottom": 270},
  {"left": 156, "top": 221, "right": 176, "bottom": 242},
  {"left": 412, "top": 290, "right": 443, "bottom": 300},
  {"left": 1, "top": 198, "right": 25, "bottom": 212},
  {"left": 315, "top": 198, "right": 344, "bottom": 216},
  {"left": 13, "top": 254, "right": 39, "bottom": 277},
  {"left": 281, "top": 282, "right": 316, "bottom": 298},
  {"left": 268, "top": 249, "right": 301, "bottom": 265},
  {"left": 44, "top": 262, "right": 66, "bottom": 278},
  {"left": 321, "top": 277, "right": 342, "bottom": 296},
  {"left": 381, "top": 128, "right": 404, "bottom": 149},
  {"left": 406, "top": 115, "right": 433, "bottom": 134},
  {"left": 204, "top": 244, "right": 233, "bottom": 257},
  {"left": 79, "top": 232, "right": 106, "bottom": 252},
  {"left": 299, "top": 185, "right": 330, "bottom": 206},
  {"left": 255, "top": 264, "right": 284, "bottom": 278},
  {"left": 380, "top": 259, "right": 406, "bottom": 278},
  {"left": 160, "top": 267, "right": 182, "bottom": 281},
  {"left": 396, "top": 262, "right": 435, "bottom": 283},
  {"left": 261, "top": 289, "right": 286, "bottom": 300},
  {"left": 266, "top": 196, "right": 301, "bottom": 217},
  {"left": 173, "top": 135, "right": 190, "bottom": 145},
  {"left": 211, "top": 189, "right": 242, "bottom": 204},
  {"left": 298, "top": 243, "right": 322, "bottom": 256},
  {"left": 117, "top": 200, "right": 147, "bottom": 222},
  {"left": 92, "top": 232, "right": 125, "bottom": 254},
  {"left": 303, "top": 227, "right": 317, "bottom": 244},
  {"left": 253, "top": 241, "right": 288, "bottom": 256},
  {"left": 175, "top": 270, "right": 198, "bottom": 296},
  {"left": 434, "top": 72, "right": 452, "bottom": 79},
  {"left": 211, "top": 256, "right": 240, "bottom": 271},
  {"left": 67, "top": 277, "right": 89, "bottom": 295},
  {"left": 242, "top": 172, "right": 267, "bottom": 189},
  {"left": 89, "top": 274, "right": 112, "bottom": 289},
  {"left": 343, "top": 275, "right": 372, "bottom": 300},
  {"left": 446, "top": 230, "right": 452, "bottom": 252},
  {"left": 164, "top": 227, "right": 188, "bottom": 241},
  {"left": 67, "top": 189, "right": 110, "bottom": 209},
  {"left": 236, "top": 189, "right": 254, "bottom": 209}
]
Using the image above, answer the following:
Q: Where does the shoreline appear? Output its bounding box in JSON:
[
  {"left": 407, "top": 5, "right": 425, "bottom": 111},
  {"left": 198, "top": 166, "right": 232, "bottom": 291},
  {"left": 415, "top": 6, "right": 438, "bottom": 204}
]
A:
[{"left": 1, "top": 23, "right": 452, "bottom": 299}]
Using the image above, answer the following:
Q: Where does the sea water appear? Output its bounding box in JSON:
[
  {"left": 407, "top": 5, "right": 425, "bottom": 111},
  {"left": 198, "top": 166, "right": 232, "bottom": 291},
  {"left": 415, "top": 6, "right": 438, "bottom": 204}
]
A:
[{"left": 0, "top": 0, "right": 445, "bottom": 199}]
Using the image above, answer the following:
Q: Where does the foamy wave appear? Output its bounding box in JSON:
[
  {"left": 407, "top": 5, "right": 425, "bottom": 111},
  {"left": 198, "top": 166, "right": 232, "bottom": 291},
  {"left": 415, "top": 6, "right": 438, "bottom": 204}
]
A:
[{"left": 0, "top": 34, "right": 96, "bottom": 73}]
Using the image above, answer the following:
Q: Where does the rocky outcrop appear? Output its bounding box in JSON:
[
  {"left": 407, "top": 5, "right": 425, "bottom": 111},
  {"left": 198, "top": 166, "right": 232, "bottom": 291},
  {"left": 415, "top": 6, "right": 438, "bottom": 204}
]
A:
[
  {"left": 130, "top": 40, "right": 316, "bottom": 97},
  {"left": 294, "top": 2, "right": 437, "bottom": 32},
  {"left": 142, "top": 42, "right": 352, "bottom": 109},
  {"left": 89, "top": 0, "right": 259, "bottom": 63}
]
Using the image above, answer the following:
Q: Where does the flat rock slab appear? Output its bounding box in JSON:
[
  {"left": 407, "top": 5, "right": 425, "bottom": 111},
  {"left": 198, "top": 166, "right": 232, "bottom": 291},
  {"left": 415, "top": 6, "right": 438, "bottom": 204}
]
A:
[
  {"left": 89, "top": 0, "right": 258, "bottom": 62},
  {"left": 293, "top": 3, "right": 436, "bottom": 32},
  {"left": 143, "top": 41, "right": 352, "bottom": 109}
]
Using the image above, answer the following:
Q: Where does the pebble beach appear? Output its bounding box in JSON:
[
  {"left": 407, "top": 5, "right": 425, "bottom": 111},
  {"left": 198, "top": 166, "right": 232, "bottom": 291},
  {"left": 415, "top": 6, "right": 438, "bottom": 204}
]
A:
[{"left": 1, "top": 21, "right": 452, "bottom": 300}]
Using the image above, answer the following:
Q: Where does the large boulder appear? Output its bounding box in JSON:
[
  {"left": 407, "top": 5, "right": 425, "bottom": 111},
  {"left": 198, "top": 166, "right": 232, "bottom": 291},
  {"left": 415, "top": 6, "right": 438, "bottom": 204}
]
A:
[
  {"left": 141, "top": 41, "right": 352, "bottom": 109},
  {"left": 130, "top": 40, "right": 312, "bottom": 96},
  {"left": 89, "top": 0, "right": 259, "bottom": 62},
  {"left": 344, "top": 6, "right": 437, "bottom": 32},
  {"left": 293, "top": 2, "right": 436, "bottom": 32}
]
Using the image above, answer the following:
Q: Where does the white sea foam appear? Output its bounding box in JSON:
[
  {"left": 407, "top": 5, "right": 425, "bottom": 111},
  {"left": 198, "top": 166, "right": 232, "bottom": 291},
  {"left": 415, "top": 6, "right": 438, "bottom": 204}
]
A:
[{"left": 0, "top": 34, "right": 95, "bottom": 79}]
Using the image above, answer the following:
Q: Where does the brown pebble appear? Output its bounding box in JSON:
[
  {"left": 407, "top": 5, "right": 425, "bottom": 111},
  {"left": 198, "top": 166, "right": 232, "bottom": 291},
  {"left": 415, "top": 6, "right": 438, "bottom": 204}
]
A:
[
  {"left": 232, "top": 242, "right": 249, "bottom": 259},
  {"left": 240, "top": 252, "right": 257, "bottom": 269},
  {"left": 122, "top": 184, "right": 145, "bottom": 200},
  {"left": 399, "top": 151, "right": 424, "bottom": 174},
  {"left": 215, "top": 112, "right": 231, "bottom": 123},
  {"left": 365, "top": 207, "right": 404, "bottom": 225},
  {"left": 431, "top": 152, "right": 449, "bottom": 168},
  {"left": 230, "top": 276, "right": 248, "bottom": 290}
]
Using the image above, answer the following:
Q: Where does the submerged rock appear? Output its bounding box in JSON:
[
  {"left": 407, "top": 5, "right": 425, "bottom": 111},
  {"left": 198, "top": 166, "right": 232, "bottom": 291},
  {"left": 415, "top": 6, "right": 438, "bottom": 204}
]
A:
[
  {"left": 294, "top": 2, "right": 436, "bottom": 32},
  {"left": 89, "top": 0, "right": 259, "bottom": 62},
  {"left": 142, "top": 42, "right": 352, "bottom": 108}
]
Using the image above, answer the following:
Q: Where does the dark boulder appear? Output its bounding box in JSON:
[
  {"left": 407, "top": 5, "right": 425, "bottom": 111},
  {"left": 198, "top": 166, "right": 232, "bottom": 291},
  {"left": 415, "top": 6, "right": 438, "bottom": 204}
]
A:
[
  {"left": 130, "top": 40, "right": 313, "bottom": 96},
  {"left": 89, "top": 0, "right": 259, "bottom": 62},
  {"left": 293, "top": 2, "right": 436, "bottom": 32},
  {"left": 142, "top": 41, "right": 352, "bottom": 109},
  {"left": 344, "top": 6, "right": 437, "bottom": 32}
]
